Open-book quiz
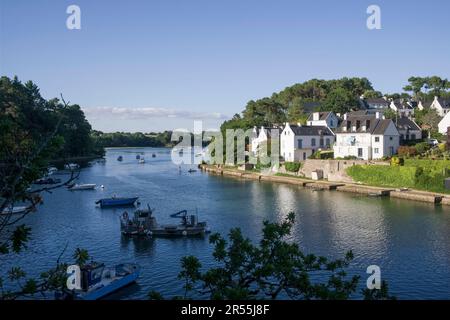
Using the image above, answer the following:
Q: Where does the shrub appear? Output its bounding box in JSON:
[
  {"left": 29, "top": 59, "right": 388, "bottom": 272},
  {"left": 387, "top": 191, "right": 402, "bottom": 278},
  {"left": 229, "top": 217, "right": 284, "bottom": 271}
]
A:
[
  {"left": 414, "top": 142, "right": 430, "bottom": 154},
  {"left": 284, "top": 162, "right": 301, "bottom": 172},
  {"left": 390, "top": 156, "right": 404, "bottom": 166},
  {"left": 398, "top": 146, "right": 417, "bottom": 157}
]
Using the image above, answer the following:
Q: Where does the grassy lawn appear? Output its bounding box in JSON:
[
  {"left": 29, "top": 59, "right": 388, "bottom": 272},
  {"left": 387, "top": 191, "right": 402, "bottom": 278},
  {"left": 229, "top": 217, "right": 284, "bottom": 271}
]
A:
[{"left": 347, "top": 159, "right": 450, "bottom": 194}]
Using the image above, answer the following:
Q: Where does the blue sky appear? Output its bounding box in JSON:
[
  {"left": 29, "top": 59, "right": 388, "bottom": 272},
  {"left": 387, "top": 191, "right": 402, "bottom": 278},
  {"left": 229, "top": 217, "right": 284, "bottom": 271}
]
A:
[{"left": 1, "top": 0, "right": 449, "bottom": 132}]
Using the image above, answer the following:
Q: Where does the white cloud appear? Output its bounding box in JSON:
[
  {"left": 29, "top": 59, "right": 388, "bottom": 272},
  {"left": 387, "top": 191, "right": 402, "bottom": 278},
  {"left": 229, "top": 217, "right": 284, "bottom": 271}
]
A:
[{"left": 82, "top": 106, "right": 228, "bottom": 121}]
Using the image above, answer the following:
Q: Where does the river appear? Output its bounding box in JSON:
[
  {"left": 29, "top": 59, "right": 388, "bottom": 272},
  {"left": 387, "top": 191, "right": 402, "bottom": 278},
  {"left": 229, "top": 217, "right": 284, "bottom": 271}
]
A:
[{"left": 1, "top": 147, "right": 449, "bottom": 299}]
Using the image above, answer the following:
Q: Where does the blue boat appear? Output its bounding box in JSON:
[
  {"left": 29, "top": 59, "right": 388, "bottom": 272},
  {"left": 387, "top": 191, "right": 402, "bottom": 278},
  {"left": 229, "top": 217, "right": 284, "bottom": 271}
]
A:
[
  {"left": 95, "top": 197, "right": 139, "bottom": 208},
  {"left": 57, "top": 262, "right": 140, "bottom": 300}
]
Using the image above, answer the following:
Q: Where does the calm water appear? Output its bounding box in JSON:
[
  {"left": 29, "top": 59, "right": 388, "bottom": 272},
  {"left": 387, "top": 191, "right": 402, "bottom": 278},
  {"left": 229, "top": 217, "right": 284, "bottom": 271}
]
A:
[{"left": 1, "top": 148, "right": 449, "bottom": 299}]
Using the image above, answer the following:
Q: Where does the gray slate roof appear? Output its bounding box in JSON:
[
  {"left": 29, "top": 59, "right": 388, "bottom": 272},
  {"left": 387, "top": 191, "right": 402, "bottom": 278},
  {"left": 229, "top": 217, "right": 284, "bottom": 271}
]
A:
[
  {"left": 395, "top": 117, "right": 421, "bottom": 131},
  {"left": 437, "top": 98, "right": 450, "bottom": 109},
  {"left": 335, "top": 114, "right": 394, "bottom": 135},
  {"left": 289, "top": 125, "right": 334, "bottom": 136}
]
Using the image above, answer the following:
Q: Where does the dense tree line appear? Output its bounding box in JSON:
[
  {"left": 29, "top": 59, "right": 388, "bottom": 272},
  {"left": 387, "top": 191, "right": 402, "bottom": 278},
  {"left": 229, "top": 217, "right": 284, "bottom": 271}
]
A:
[
  {"left": 91, "top": 131, "right": 174, "bottom": 148},
  {"left": 221, "top": 76, "right": 450, "bottom": 132}
]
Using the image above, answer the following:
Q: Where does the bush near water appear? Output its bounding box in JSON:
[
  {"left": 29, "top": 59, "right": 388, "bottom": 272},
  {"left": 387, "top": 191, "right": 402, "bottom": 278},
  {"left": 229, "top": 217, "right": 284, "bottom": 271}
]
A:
[{"left": 347, "top": 159, "right": 450, "bottom": 194}]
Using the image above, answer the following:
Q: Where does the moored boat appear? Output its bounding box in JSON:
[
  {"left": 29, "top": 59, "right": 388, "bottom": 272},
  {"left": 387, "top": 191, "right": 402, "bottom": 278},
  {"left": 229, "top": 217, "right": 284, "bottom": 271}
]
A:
[
  {"left": 95, "top": 197, "right": 139, "bottom": 208},
  {"left": 1, "top": 206, "right": 30, "bottom": 216},
  {"left": 68, "top": 183, "right": 97, "bottom": 191},
  {"left": 56, "top": 262, "right": 140, "bottom": 300},
  {"left": 136, "top": 154, "right": 140, "bottom": 159},
  {"left": 138, "top": 158, "right": 145, "bottom": 164},
  {"left": 117, "top": 156, "right": 123, "bottom": 161},
  {"left": 120, "top": 206, "right": 153, "bottom": 236},
  {"left": 64, "top": 163, "right": 80, "bottom": 170}
]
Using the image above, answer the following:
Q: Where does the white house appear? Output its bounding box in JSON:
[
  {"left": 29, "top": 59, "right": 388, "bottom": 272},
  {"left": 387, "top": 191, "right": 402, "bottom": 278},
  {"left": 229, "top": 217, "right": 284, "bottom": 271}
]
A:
[
  {"left": 360, "top": 97, "right": 391, "bottom": 110},
  {"left": 333, "top": 112, "right": 400, "bottom": 160},
  {"left": 395, "top": 117, "right": 422, "bottom": 142},
  {"left": 251, "top": 126, "right": 282, "bottom": 155},
  {"left": 438, "top": 112, "right": 450, "bottom": 134},
  {"left": 280, "top": 123, "right": 335, "bottom": 162},
  {"left": 430, "top": 96, "right": 450, "bottom": 116},
  {"left": 306, "top": 112, "right": 339, "bottom": 129},
  {"left": 390, "top": 100, "right": 414, "bottom": 117}
]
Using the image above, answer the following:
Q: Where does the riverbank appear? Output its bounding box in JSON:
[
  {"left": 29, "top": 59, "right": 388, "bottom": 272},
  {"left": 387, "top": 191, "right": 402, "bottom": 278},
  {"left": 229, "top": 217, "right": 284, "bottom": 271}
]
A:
[{"left": 199, "top": 164, "right": 450, "bottom": 206}]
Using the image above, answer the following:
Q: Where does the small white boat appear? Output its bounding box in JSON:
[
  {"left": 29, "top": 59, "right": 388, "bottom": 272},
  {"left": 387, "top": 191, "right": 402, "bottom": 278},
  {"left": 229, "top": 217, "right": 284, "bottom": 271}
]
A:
[
  {"left": 138, "top": 158, "right": 145, "bottom": 164},
  {"left": 68, "top": 183, "right": 96, "bottom": 191},
  {"left": 1, "top": 206, "right": 29, "bottom": 216},
  {"left": 64, "top": 163, "right": 80, "bottom": 170},
  {"left": 47, "top": 166, "right": 58, "bottom": 175}
]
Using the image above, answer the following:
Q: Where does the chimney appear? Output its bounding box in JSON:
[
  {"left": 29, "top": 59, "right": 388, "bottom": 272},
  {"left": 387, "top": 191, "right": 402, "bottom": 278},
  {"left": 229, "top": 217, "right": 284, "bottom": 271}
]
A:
[
  {"left": 313, "top": 112, "right": 320, "bottom": 121},
  {"left": 343, "top": 113, "right": 348, "bottom": 120},
  {"left": 297, "top": 122, "right": 302, "bottom": 127},
  {"left": 375, "top": 112, "right": 380, "bottom": 119}
]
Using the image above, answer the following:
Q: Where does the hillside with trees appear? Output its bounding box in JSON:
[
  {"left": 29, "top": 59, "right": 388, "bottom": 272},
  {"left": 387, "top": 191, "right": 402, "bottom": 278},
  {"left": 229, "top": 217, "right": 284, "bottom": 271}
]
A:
[{"left": 221, "top": 76, "right": 450, "bottom": 133}]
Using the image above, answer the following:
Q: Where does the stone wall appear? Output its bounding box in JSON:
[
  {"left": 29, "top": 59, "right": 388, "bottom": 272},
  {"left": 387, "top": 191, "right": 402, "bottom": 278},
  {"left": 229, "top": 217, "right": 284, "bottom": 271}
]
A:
[{"left": 298, "top": 159, "right": 389, "bottom": 182}]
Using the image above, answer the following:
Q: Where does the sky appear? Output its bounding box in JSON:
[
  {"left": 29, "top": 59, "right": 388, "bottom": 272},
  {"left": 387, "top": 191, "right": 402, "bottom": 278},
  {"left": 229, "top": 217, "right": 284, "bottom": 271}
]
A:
[{"left": 1, "top": 0, "right": 449, "bottom": 132}]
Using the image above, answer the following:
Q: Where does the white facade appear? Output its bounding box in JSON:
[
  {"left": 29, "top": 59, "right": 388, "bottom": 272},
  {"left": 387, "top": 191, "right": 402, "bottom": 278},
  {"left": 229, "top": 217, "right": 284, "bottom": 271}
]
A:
[
  {"left": 280, "top": 123, "right": 335, "bottom": 162},
  {"left": 306, "top": 112, "right": 339, "bottom": 129},
  {"left": 438, "top": 112, "right": 450, "bottom": 134},
  {"left": 333, "top": 116, "right": 400, "bottom": 160},
  {"left": 430, "top": 96, "right": 450, "bottom": 117},
  {"left": 389, "top": 101, "right": 414, "bottom": 117}
]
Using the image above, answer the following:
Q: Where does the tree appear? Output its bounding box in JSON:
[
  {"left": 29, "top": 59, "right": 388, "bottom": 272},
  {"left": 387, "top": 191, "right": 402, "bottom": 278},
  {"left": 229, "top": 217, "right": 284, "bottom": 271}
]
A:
[
  {"left": 150, "top": 213, "right": 394, "bottom": 300},
  {"left": 403, "top": 77, "right": 426, "bottom": 100},
  {"left": 382, "top": 109, "right": 397, "bottom": 120},
  {"left": 0, "top": 77, "right": 94, "bottom": 299},
  {"left": 322, "top": 87, "right": 357, "bottom": 114},
  {"left": 363, "top": 90, "right": 383, "bottom": 99}
]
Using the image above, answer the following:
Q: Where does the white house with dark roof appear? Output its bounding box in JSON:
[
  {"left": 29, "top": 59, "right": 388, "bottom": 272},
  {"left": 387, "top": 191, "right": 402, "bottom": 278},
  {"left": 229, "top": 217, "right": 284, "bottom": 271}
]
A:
[
  {"left": 390, "top": 100, "right": 414, "bottom": 117},
  {"left": 395, "top": 117, "right": 422, "bottom": 142},
  {"left": 251, "top": 126, "right": 282, "bottom": 155},
  {"left": 280, "top": 123, "right": 335, "bottom": 162},
  {"left": 429, "top": 96, "right": 450, "bottom": 116},
  {"left": 306, "top": 112, "right": 339, "bottom": 129},
  {"left": 360, "top": 97, "right": 391, "bottom": 110},
  {"left": 438, "top": 112, "right": 450, "bottom": 134},
  {"left": 333, "top": 112, "right": 400, "bottom": 160}
]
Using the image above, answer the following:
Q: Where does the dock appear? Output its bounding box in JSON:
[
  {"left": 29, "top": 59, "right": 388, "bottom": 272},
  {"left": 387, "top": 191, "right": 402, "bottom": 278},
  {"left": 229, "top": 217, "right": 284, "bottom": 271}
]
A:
[{"left": 199, "top": 164, "right": 450, "bottom": 206}]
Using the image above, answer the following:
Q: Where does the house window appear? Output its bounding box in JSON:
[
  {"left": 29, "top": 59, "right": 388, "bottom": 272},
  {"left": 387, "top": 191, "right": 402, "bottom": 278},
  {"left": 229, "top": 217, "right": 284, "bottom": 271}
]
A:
[
  {"left": 411, "top": 134, "right": 416, "bottom": 140},
  {"left": 326, "top": 138, "right": 330, "bottom": 146},
  {"left": 375, "top": 137, "right": 380, "bottom": 142},
  {"left": 330, "top": 120, "right": 334, "bottom": 127},
  {"left": 319, "top": 138, "right": 324, "bottom": 147},
  {"left": 358, "top": 148, "right": 363, "bottom": 158},
  {"left": 297, "top": 139, "right": 303, "bottom": 148},
  {"left": 303, "top": 152, "right": 306, "bottom": 160},
  {"left": 390, "top": 137, "right": 393, "bottom": 141},
  {"left": 374, "top": 148, "right": 379, "bottom": 154},
  {"left": 311, "top": 138, "right": 316, "bottom": 147}
]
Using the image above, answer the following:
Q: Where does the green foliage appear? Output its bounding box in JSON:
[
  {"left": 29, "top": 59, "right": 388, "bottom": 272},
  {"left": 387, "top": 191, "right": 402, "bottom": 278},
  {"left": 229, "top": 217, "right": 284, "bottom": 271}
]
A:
[
  {"left": 414, "top": 142, "right": 431, "bottom": 155},
  {"left": 150, "top": 213, "right": 393, "bottom": 300},
  {"left": 284, "top": 162, "right": 302, "bottom": 172},
  {"left": 322, "top": 87, "right": 357, "bottom": 114},
  {"left": 91, "top": 130, "right": 174, "bottom": 148},
  {"left": 382, "top": 109, "right": 397, "bottom": 120},
  {"left": 347, "top": 161, "right": 450, "bottom": 193},
  {"left": 310, "top": 150, "right": 334, "bottom": 159},
  {"left": 73, "top": 248, "right": 90, "bottom": 267}
]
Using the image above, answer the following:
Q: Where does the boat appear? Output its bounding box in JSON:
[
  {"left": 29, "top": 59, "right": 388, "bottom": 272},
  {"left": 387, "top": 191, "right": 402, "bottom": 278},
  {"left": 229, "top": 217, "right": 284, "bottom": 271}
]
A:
[
  {"left": 117, "top": 156, "right": 123, "bottom": 161},
  {"left": 187, "top": 169, "right": 197, "bottom": 173},
  {"left": 152, "top": 153, "right": 156, "bottom": 158},
  {"left": 64, "top": 163, "right": 80, "bottom": 170},
  {"left": 150, "top": 209, "right": 210, "bottom": 237},
  {"left": 138, "top": 158, "right": 145, "bottom": 164},
  {"left": 120, "top": 206, "right": 153, "bottom": 236},
  {"left": 1, "top": 206, "right": 30, "bottom": 216},
  {"left": 56, "top": 262, "right": 140, "bottom": 300},
  {"left": 34, "top": 177, "right": 61, "bottom": 185},
  {"left": 47, "top": 166, "right": 58, "bottom": 175},
  {"left": 68, "top": 183, "right": 96, "bottom": 191},
  {"left": 136, "top": 154, "right": 140, "bottom": 160},
  {"left": 95, "top": 197, "right": 139, "bottom": 208}
]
